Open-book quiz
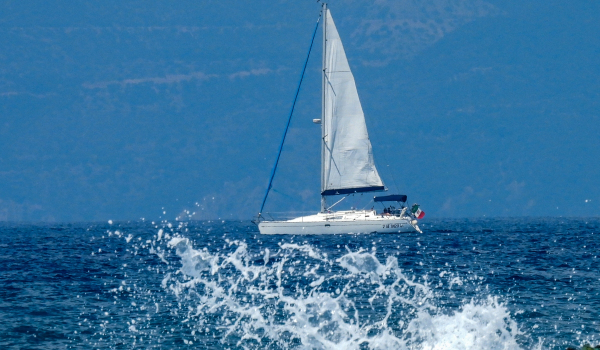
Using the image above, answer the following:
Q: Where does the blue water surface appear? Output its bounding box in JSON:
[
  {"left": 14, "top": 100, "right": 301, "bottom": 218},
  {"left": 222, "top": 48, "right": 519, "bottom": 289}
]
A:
[{"left": 0, "top": 218, "right": 598, "bottom": 349}]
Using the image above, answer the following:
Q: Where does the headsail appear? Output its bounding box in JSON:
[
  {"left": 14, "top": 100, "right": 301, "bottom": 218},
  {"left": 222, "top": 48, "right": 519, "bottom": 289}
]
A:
[{"left": 321, "top": 9, "right": 384, "bottom": 196}]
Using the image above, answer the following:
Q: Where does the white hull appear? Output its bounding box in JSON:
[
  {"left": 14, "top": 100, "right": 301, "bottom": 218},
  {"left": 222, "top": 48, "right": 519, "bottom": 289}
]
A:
[{"left": 258, "top": 210, "right": 418, "bottom": 235}]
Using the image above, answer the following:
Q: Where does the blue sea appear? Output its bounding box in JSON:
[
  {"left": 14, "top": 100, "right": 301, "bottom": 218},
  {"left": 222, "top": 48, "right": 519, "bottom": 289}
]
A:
[{"left": 1, "top": 218, "right": 599, "bottom": 349}]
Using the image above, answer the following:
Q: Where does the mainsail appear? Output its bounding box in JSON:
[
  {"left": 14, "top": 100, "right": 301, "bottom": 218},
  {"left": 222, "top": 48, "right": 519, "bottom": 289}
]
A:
[{"left": 321, "top": 9, "right": 384, "bottom": 196}]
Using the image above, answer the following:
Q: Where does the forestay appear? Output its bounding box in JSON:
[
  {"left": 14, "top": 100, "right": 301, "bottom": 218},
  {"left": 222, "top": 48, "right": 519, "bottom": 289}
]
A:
[{"left": 321, "top": 9, "right": 384, "bottom": 196}]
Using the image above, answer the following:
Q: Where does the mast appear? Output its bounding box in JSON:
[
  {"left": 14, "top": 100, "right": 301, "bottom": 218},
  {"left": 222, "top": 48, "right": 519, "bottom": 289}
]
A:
[{"left": 320, "top": 2, "right": 327, "bottom": 213}]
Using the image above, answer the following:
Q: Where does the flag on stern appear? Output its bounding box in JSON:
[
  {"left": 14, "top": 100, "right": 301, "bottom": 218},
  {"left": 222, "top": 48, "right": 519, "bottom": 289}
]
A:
[{"left": 411, "top": 204, "right": 425, "bottom": 219}]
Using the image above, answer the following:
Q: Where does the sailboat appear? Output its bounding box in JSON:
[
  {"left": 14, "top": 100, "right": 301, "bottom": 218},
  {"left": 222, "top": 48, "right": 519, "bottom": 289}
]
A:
[{"left": 256, "top": 4, "right": 424, "bottom": 235}]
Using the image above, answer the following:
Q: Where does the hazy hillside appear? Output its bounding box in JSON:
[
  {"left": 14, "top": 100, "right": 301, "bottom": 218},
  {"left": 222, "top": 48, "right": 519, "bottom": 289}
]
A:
[{"left": 0, "top": 0, "right": 598, "bottom": 221}]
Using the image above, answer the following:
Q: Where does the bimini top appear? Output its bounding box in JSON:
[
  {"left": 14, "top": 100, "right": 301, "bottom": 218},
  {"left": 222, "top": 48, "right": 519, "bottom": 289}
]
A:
[{"left": 373, "top": 194, "right": 407, "bottom": 203}]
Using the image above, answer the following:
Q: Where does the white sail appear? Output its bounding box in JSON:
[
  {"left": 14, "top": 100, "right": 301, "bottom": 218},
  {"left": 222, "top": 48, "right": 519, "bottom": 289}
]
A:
[{"left": 321, "top": 9, "right": 384, "bottom": 196}]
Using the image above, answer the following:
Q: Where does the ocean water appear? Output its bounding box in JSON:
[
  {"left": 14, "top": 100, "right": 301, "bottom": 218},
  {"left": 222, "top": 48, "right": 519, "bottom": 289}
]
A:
[{"left": 1, "top": 218, "right": 599, "bottom": 349}]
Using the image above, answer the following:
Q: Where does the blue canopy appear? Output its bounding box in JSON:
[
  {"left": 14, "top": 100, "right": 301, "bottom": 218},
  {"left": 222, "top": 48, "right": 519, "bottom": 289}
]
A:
[{"left": 373, "top": 194, "right": 407, "bottom": 202}]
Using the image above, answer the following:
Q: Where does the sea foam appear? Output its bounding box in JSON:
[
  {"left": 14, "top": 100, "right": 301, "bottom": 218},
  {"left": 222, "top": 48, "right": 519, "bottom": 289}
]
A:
[{"left": 144, "top": 232, "right": 531, "bottom": 350}]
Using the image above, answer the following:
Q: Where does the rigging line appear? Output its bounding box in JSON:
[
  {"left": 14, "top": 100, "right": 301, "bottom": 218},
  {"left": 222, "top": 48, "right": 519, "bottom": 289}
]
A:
[
  {"left": 258, "top": 13, "right": 322, "bottom": 216},
  {"left": 379, "top": 149, "right": 400, "bottom": 193},
  {"left": 271, "top": 188, "right": 296, "bottom": 201},
  {"left": 324, "top": 72, "right": 337, "bottom": 96},
  {"left": 361, "top": 198, "right": 374, "bottom": 210},
  {"left": 322, "top": 135, "right": 341, "bottom": 176},
  {"left": 326, "top": 194, "right": 349, "bottom": 211}
]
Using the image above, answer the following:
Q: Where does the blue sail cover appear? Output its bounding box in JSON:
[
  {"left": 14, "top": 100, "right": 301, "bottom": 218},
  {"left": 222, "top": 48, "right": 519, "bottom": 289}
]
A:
[{"left": 322, "top": 186, "right": 385, "bottom": 196}]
